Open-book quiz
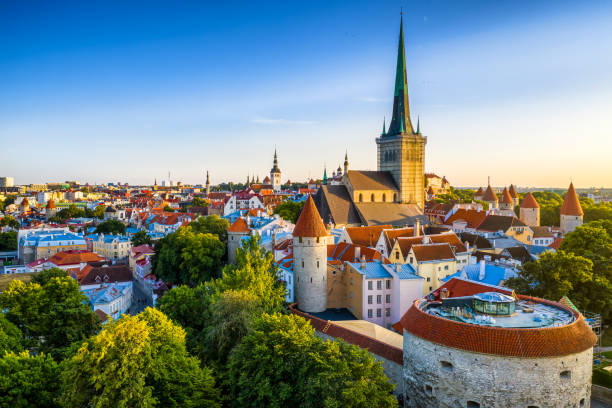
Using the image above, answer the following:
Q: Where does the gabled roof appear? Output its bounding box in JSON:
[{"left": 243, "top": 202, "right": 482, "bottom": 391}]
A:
[
  {"left": 549, "top": 237, "right": 564, "bottom": 250},
  {"left": 346, "top": 170, "right": 398, "bottom": 191},
  {"left": 520, "top": 192, "right": 540, "bottom": 209},
  {"left": 345, "top": 225, "right": 391, "bottom": 247},
  {"left": 475, "top": 187, "right": 484, "bottom": 195},
  {"left": 411, "top": 243, "right": 455, "bottom": 262},
  {"left": 395, "top": 236, "right": 424, "bottom": 257},
  {"left": 477, "top": 215, "right": 527, "bottom": 232},
  {"left": 79, "top": 265, "right": 132, "bottom": 286},
  {"left": 445, "top": 208, "right": 488, "bottom": 229},
  {"left": 531, "top": 226, "right": 554, "bottom": 238},
  {"left": 482, "top": 185, "right": 498, "bottom": 202},
  {"left": 381, "top": 227, "right": 415, "bottom": 254},
  {"left": 354, "top": 202, "right": 424, "bottom": 227},
  {"left": 48, "top": 250, "right": 103, "bottom": 266},
  {"left": 228, "top": 217, "right": 250, "bottom": 233},
  {"left": 560, "top": 182, "right": 583, "bottom": 216},
  {"left": 293, "top": 195, "right": 329, "bottom": 238},
  {"left": 314, "top": 185, "right": 363, "bottom": 226}
]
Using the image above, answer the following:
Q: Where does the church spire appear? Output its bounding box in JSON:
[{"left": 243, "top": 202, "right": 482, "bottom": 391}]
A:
[
  {"left": 386, "top": 15, "right": 414, "bottom": 136},
  {"left": 344, "top": 150, "right": 349, "bottom": 174},
  {"left": 323, "top": 165, "right": 328, "bottom": 185},
  {"left": 416, "top": 116, "right": 420, "bottom": 134},
  {"left": 381, "top": 117, "right": 386, "bottom": 135}
]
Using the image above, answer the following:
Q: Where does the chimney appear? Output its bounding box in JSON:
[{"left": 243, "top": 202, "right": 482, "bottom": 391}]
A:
[
  {"left": 354, "top": 246, "right": 361, "bottom": 262},
  {"left": 360, "top": 255, "right": 366, "bottom": 270},
  {"left": 414, "top": 220, "right": 420, "bottom": 237},
  {"left": 479, "top": 259, "right": 486, "bottom": 280},
  {"left": 465, "top": 241, "right": 470, "bottom": 253},
  {"left": 395, "top": 263, "right": 401, "bottom": 273}
]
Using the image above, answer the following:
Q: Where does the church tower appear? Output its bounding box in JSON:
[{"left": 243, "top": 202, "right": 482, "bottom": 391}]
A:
[
  {"left": 270, "top": 149, "right": 282, "bottom": 192},
  {"left": 205, "top": 171, "right": 210, "bottom": 196},
  {"left": 376, "top": 16, "right": 427, "bottom": 209}
]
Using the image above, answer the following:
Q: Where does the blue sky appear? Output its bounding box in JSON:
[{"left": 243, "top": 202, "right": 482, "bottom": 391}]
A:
[{"left": 1, "top": 0, "right": 611, "bottom": 187}]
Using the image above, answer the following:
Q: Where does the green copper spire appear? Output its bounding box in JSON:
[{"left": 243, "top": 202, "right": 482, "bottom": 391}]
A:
[
  {"left": 323, "top": 165, "right": 328, "bottom": 185},
  {"left": 386, "top": 15, "right": 414, "bottom": 136},
  {"left": 381, "top": 116, "right": 386, "bottom": 135}
]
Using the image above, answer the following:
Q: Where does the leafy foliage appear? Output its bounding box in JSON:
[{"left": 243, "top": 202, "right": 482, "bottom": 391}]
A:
[
  {"left": 95, "top": 219, "right": 126, "bottom": 235},
  {"left": 273, "top": 200, "right": 304, "bottom": 223},
  {"left": 60, "top": 308, "right": 220, "bottom": 408},
  {"left": 190, "top": 215, "right": 230, "bottom": 243},
  {"left": 131, "top": 230, "right": 153, "bottom": 246},
  {"left": 227, "top": 313, "right": 396, "bottom": 408},
  {"left": 0, "top": 230, "right": 17, "bottom": 251},
  {"left": 0, "top": 314, "right": 22, "bottom": 354},
  {"left": 0, "top": 215, "right": 20, "bottom": 229},
  {"left": 152, "top": 226, "right": 225, "bottom": 286},
  {"left": 0, "top": 352, "right": 61, "bottom": 408},
  {"left": 0, "top": 272, "right": 100, "bottom": 359}
]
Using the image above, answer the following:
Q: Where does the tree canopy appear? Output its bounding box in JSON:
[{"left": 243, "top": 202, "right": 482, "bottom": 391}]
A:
[
  {"left": 0, "top": 215, "right": 20, "bottom": 229},
  {"left": 190, "top": 215, "right": 230, "bottom": 243},
  {"left": 0, "top": 352, "right": 61, "bottom": 408},
  {"left": 227, "top": 313, "right": 396, "bottom": 408},
  {"left": 0, "top": 270, "right": 100, "bottom": 359},
  {"left": 152, "top": 226, "right": 225, "bottom": 286},
  {"left": 0, "top": 314, "right": 22, "bottom": 354},
  {"left": 95, "top": 219, "right": 126, "bottom": 235},
  {"left": 0, "top": 230, "right": 17, "bottom": 251},
  {"left": 131, "top": 230, "right": 153, "bottom": 246},
  {"left": 273, "top": 200, "right": 304, "bottom": 223},
  {"left": 60, "top": 308, "right": 220, "bottom": 408}
]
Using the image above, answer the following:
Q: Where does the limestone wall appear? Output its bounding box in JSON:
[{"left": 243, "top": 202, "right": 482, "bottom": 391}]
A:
[
  {"left": 520, "top": 207, "right": 540, "bottom": 227},
  {"left": 402, "top": 330, "right": 593, "bottom": 408},
  {"left": 561, "top": 214, "right": 583, "bottom": 235},
  {"left": 293, "top": 237, "right": 328, "bottom": 313}
]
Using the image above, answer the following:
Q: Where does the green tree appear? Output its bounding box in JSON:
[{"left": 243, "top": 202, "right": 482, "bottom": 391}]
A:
[
  {"left": 0, "top": 230, "right": 17, "bottom": 251},
  {"left": 0, "top": 314, "right": 22, "bottom": 354},
  {"left": 228, "top": 313, "right": 396, "bottom": 408},
  {"left": 30, "top": 267, "right": 68, "bottom": 285},
  {"left": 191, "top": 197, "right": 209, "bottom": 207},
  {"left": 95, "top": 219, "right": 126, "bottom": 235},
  {"left": 0, "top": 352, "right": 61, "bottom": 408},
  {"left": 153, "top": 226, "right": 225, "bottom": 286},
  {"left": 92, "top": 205, "right": 106, "bottom": 219},
  {"left": 54, "top": 204, "right": 86, "bottom": 221},
  {"left": 273, "top": 200, "right": 304, "bottom": 223},
  {"left": 60, "top": 308, "right": 220, "bottom": 408},
  {"left": 163, "top": 205, "right": 175, "bottom": 212},
  {"left": 0, "top": 275, "right": 100, "bottom": 359},
  {"left": 0, "top": 215, "right": 20, "bottom": 229},
  {"left": 131, "top": 230, "right": 153, "bottom": 246},
  {"left": 190, "top": 215, "right": 229, "bottom": 243}
]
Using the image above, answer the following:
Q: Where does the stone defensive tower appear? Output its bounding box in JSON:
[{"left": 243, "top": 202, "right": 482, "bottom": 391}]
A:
[
  {"left": 376, "top": 16, "right": 427, "bottom": 210},
  {"left": 560, "top": 182, "right": 583, "bottom": 235},
  {"left": 520, "top": 192, "right": 540, "bottom": 227},
  {"left": 270, "top": 149, "right": 281, "bottom": 192},
  {"left": 292, "top": 195, "right": 332, "bottom": 313},
  {"left": 227, "top": 217, "right": 250, "bottom": 264}
]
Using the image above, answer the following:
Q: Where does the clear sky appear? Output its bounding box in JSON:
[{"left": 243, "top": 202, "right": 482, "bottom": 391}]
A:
[{"left": 1, "top": 0, "right": 611, "bottom": 188}]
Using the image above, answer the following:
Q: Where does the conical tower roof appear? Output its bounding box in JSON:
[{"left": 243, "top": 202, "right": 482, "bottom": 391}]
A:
[
  {"left": 482, "top": 185, "right": 498, "bottom": 202},
  {"left": 46, "top": 199, "right": 56, "bottom": 209},
  {"left": 508, "top": 184, "right": 518, "bottom": 198},
  {"left": 228, "top": 217, "right": 250, "bottom": 233},
  {"left": 501, "top": 187, "right": 514, "bottom": 204},
  {"left": 520, "top": 192, "right": 540, "bottom": 209},
  {"left": 475, "top": 187, "right": 484, "bottom": 195},
  {"left": 560, "top": 182, "right": 583, "bottom": 216},
  {"left": 293, "top": 195, "right": 328, "bottom": 238}
]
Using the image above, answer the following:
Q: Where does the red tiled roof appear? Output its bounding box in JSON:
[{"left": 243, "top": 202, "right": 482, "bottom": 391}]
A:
[
  {"left": 475, "top": 187, "right": 484, "bottom": 195},
  {"left": 228, "top": 217, "right": 250, "bottom": 233},
  {"left": 293, "top": 195, "right": 328, "bottom": 238},
  {"left": 549, "top": 237, "right": 564, "bottom": 250},
  {"left": 79, "top": 265, "right": 132, "bottom": 286},
  {"left": 396, "top": 236, "right": 423, "bottom": 257},
  {"left": 411, "top": 243, "right": 455, "bottom": 262},
  {"left": 482, "top": 185, "right": 498, "bottom": 202},
  {"left": 508, "top": 184, "right": 519, "bottom": 198},
  {"left": 395, "top": 281, "right": 597, "bottom": 358},
  {"left": 94, "top": 309, "right": 108, "bottom": 322},
  {"left": 500, "top": 187, "right": 513, "bottom": 204},
  {"left": 445, "top": 209, "right": 488, "bottom": 229},
  {"left": 46, "top": 199, "right": 56, "bottom": 209},
  {"left": 520, "top": 192, "right": 540, "bottom": 209},
  {"left": 560, "top": 182, "right": 584, "bottom": 216},
  {"left": 345, "top": 224, "right": 391, "bottom": 247},
  {"left": 48, "top": 250, "right": 103, "bottom": 266}
]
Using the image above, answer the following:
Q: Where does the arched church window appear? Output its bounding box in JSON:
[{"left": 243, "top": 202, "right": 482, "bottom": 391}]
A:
[
  {"left": 359, "top": 194, "right": 363, "bottom": 202},
  {"left": 371, "top": 194, "right": 375, "bottom": 202},
  {"left": 382, "top": 194, "right": 386, "bottom": 202},
  {"left": 394, "top": 193, "right": 397, "bottom": 202}
]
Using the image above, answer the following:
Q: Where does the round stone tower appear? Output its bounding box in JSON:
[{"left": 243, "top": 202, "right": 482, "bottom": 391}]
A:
[
  {"left": 227, "top": 217, "right": 251, "bottom": 264},
  {"left": 560, "top": 182, "right": 583, "bottom": 235},
  {"left": 498, "top": 187, "right": 514, "bottom": 211},
  {"left": 292, "top": 195, "right": 331, "bottom": 313},
  {"left": 519, "top": 192, "right": 540, "bottom": 227}
]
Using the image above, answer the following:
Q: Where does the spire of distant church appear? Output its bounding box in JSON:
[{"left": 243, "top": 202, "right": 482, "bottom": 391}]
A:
[
  {"left": 416, "top": 116, "right": 420, "bottom": 134},
  {"left": 323, "top": 165, "right": 328, "bottom": 185},
  {"left": 382, "top": 117, "right": 386, "bottom": 135},
  {"left": 344, "top": 150, "right": 349, "bottom": 174},
  {"left": 386, "top": 14, "right": 414, "bottom": 136},
  {"left": 271, "top": 148, "right": 281, "bottom": 173}
]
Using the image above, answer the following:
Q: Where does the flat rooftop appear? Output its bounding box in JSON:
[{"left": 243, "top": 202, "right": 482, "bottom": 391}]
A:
[{"left": 424, "top": 297, "right": 574, "bottom": 329}]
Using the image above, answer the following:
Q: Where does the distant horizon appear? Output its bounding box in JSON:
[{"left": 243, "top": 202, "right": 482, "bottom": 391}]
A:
[{"left": 2, "top": 1, "right": 611, "bottom": 187}]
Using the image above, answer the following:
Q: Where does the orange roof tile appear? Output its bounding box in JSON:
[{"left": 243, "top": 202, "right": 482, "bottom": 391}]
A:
[
  {"left": 228, "top": 217, "right": 250, "bottom": 233},
  {"left": 475, "top": 187, "right": 484, "bottom": 195},
  {"left": 482, "top": 185, "right": 498, "bottom": 202},
  {"left": 500, "top": 187, "right": 513, "bottom": 204},
  {"left": 508, "top": 184, "right": 519, "bottom": 198},
  {"left": 396, "top": 236, "right": 423, "bottom": 257},
  {"left": 411, "top": 243, "right": 456, "bottom": 262},
  {"left": 549, "top": 237, "right": 564, "bottom": 250},
  {"left": 345, "top": 224, "right": 391, "bottom": 247},
  {"left": 293, "top": 195, "right": 328, "bottom": 238},
  {"left": 520, "top": 192, "right": 540, "bottom": 209},
  {"left": 560, "top": 182, "right": 583, "bottom": 216},
  {"left": 48, "top": 250, "right": 103, "bottom": 266},
  {"left": 445, "top": 209, "right": 488, "bottom": 229},
  {"left": 45, "top": 199, "right": 56, "bottom": 209}
]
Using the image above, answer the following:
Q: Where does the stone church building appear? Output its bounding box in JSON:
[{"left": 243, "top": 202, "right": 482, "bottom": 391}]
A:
[{"left": 315, "top": 18, "right": 427, "bottom": 227}]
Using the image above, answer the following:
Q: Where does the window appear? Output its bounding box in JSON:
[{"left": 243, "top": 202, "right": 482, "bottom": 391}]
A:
[
  {"left": 440, "top": 361, "right": 453, "bottom": 372},
  {"left": 429, "top": 286, "right": 433, "bottom": 291},
  {"left": 377, "top": 295, "right": 382, "bottom": 304},
  {"left": 376, "top": 309, "right": 381, "bottom": 317},
  {"left": 359, "top": 194, "right": 363, "bottom": 202},
  {"left": 349, "top": 291, "right": 353, "bottom": 299},
  {"left": 386, "top": 280, "right": 391, "bottom": 289},
  {"left": 560, "top": 370, "right": 571, "bottom": 380},
  {"left": 299, "top": 237, "right": 303, "bottom": 243},
  {"left": 393, "top": 193, "right": 397, "bottom": 202},
  {"left": 438, "top": 266, "right": 441, "bottom": 271},
  {"left": 444, "top": 265, "right": 449, "bottom": 270},
  {"left": 368, "top": 281, "right": 372, "bottom": 290},
  {"left": 368, "top": 295, "right": 372, "bottom": 304},
  {"left": 368, "top": 309, "right": 373, "bottom": 318},
  {"left": 317, "top": 261, "right": 320, "bottom": 268},
  {"left": 466, "top": 402, "right": 480, "bottom": 408},
  {"left": 316, "top": 237, "right": 320, "bottom": 243},
  {"left": 302, "top": 260, "right": 304, "bottom": 268},
  {"left": 395, "top": 252, "right": 399, "bottom": 260},
  {"left": 386, "top": 294, "right": 391, "bottom": 303},
  {"left": 382, "top": 194, "right": 386, "bottom": 202},
  {"left": 377, "top": 280, "right": 382, "bottom": 290},
  {"left": 424, "top": 384, "right": 433, "bottom": 396},
  {"left": 350, "top": 278, "right": 353, "bottom": 285},
  {"left": 427, "top": 277, "right": 431, "bottom": 282},
  {"left": 410, "top": 257, "right": 414, "bottom": 263},
  {"left": 385, "top": 308, "right": 390, "bottom": 317},
  {"left": 370, "top": 194, "right": 375, "bottom": 202}
]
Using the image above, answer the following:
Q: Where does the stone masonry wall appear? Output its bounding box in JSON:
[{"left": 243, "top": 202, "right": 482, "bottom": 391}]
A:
[
  {"left": 293, "top": 237, "right": 328, "bottom": 313},
  {"left": 403, "top": 331, "right": 593, "bottom": 408}
]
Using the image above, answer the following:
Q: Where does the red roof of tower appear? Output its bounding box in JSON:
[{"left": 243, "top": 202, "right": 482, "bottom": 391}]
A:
[
  {"left": 475, "top": 187, "right": 484, "bottom": 195},
  {"left": 228, "top": 217, "right": 250, "bottom": 233},
  {"left": 560, "top": 182, "right": 584, "bottom": 216},
  {"left": 520, "top": 192, "right": 540, "bottom": 209},
  {"left": 482, "top": 185, "right": 498, "bottom": 202},
  {"left": 508, "top": 184, "right": 519, "bottom": 198},
  {"left": 46, "top": 199, "right": 56, "bottom": 209},
  {"left": 500, "top": 187, "right": 513, "bottom": 204},
  {"left": 293, "top": 195, "right": 328, "bottom": 238}
]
